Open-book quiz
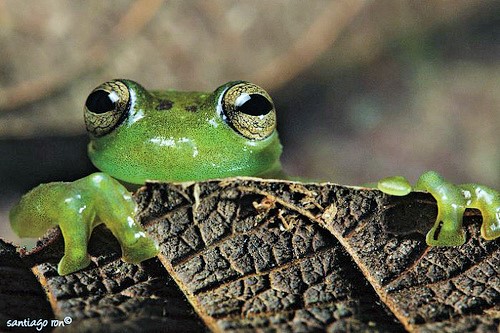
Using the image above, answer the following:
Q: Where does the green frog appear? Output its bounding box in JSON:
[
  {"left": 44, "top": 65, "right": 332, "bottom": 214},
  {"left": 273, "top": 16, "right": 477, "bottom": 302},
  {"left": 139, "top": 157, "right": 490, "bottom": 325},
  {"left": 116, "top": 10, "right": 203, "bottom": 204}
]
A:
[{"left": 10, "top": 80, "right": 500, "bottom": 275}]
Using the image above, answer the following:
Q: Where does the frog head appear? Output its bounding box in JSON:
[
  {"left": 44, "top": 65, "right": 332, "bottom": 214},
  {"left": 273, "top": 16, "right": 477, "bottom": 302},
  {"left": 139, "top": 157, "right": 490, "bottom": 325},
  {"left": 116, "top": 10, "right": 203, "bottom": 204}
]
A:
[{"left": 84, "top": 80, "right": 282, "bottom": 184}]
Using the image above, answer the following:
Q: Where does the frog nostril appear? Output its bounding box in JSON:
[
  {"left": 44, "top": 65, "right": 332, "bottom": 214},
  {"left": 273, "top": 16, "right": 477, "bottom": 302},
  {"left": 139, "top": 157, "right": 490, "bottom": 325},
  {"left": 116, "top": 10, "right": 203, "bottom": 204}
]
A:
[
  {"left": 185, "top": 105, "right": 198, "bottom": 112},
  {"left": 156, "top": 99, "right": 173, "bottom": 111}
]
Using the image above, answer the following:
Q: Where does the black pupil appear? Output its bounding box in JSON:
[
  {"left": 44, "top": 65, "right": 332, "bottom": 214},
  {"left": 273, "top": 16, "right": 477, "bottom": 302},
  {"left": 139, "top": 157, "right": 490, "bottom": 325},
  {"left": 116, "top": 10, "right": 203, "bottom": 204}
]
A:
[
  {"left": 236, "top": 94, "right": 272, "bottom": 116},
  {"left": 85, "top": 90, "right": 116, "bottom": 114}
]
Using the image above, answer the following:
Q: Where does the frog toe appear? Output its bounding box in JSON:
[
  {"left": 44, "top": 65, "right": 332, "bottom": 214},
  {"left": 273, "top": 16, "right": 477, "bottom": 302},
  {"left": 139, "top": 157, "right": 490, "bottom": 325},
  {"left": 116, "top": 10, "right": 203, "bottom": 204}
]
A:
[
  {"left": 426, "top": 225, "right": 466, "bottom": 246},
  {"left": 121, "top": 237, "right": 159, "bottom": 264},
  {"left": 58, "top": 253, "right": 92, "bottom": 275},
  {"left": 481, "top": 210, "right": 500, "bottom": 240}
]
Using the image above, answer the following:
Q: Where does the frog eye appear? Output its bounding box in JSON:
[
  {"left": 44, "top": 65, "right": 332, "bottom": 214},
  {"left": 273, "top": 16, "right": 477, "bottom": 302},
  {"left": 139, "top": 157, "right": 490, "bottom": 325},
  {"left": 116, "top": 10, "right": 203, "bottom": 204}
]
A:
[
  {"left": 219, "top": 82, "right": 276, "bottom": 140},
  {"left": 84, "top": 80, "right": 130, "bottom": 137}
]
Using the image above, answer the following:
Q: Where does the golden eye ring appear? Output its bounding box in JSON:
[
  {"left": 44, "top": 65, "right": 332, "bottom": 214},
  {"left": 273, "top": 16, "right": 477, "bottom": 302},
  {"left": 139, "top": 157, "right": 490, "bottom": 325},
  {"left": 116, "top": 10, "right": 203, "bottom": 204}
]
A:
[
  {"left": 219, "top": 82, "right": 276, "bottom": 140},
  {"left": 84, "top": 80, "right": 130, "bottom": 137}
]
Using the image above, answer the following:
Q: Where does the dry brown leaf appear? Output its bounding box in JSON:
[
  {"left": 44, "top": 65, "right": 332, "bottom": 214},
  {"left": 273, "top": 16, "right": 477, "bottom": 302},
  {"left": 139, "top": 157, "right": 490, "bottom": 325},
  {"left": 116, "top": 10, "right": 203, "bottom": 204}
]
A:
[{"left": 1, "top": 178, "right": 498, "bottom": 332}]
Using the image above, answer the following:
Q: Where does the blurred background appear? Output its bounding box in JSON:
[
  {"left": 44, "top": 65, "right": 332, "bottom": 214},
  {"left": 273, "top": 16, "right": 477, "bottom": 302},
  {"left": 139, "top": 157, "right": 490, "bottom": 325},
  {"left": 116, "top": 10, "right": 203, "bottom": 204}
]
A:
[{"left": 0, "top": 0, "right": 498, "bottom": 245}]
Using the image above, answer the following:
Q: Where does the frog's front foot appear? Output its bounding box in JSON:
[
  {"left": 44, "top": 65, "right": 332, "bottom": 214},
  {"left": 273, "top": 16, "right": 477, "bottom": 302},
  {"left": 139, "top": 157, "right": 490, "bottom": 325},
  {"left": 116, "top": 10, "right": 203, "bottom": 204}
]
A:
[
  {"left": 121, "top": 235, "right": 159, "bottom": 264},
  {"left": 58, "top": 251, "right": 92, "bottom": 276},
  {"left": 426, "top": 222, "right": 466, "bottom": 247},
  {"left": 378, "top": 171, "right": 500, "bottom": 246},
  {"left": 10, "top": 172, "right": 159, "bottom": 275}
]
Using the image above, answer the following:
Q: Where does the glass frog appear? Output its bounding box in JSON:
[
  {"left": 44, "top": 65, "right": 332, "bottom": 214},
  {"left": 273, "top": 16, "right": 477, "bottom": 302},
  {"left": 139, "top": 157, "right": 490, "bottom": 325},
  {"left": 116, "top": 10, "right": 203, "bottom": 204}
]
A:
[{"left": 10, "top": 80, "right": 500, "bottom": 275}]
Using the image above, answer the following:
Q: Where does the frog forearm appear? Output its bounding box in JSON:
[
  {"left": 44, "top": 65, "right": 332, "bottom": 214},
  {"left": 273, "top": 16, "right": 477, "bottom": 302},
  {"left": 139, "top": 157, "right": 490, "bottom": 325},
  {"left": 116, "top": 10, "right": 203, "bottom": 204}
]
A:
[{"left": 10, "top": 182, "right": 67, "bottom": 238}]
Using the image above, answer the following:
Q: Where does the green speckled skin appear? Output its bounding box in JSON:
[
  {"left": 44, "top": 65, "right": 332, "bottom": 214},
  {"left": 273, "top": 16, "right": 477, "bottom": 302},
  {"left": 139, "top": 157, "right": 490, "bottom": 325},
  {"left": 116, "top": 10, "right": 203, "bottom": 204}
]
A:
[
  {"left": 88, "top": 80, "right": 282, "bottom": 184},
  {"left": 378, "top": 171, "right": 500, "bottom": 246},
  {"left": 10, "top": 80, "right": 499, "bottom": 275}
]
